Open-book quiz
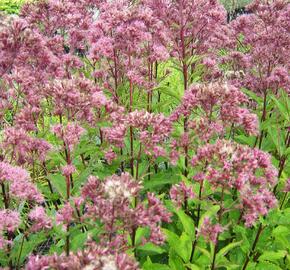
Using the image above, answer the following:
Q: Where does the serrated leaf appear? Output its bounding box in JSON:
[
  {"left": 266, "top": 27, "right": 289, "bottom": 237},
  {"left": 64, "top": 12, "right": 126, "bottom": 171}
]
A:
[
  {"left": 137, "top": 242, "right": 166, "bottom": 255},
  {"left": 216, "top": 240, "right": 243, "bottom": 261},
  {"left": 47, "top": 173, "right": 66, "bottom": 198},
  {"left": 143, "top": 257, "right": 171, "bottom": 270},
  {"left": 163, "top": 229, "right": 192, "bottom": 263},
  {"left": 169, "top": 249, "right": 187, "bottom": 270},
  {"left": 256, "top": 261, "right": 282, "bottom": 270},
  {"left": 270, "top": 95, "right": 289, "bottom": 122},
  {"left": 259, "top": 250, "right": 287, "bottom": 262},
  {"left": 175, "top": 209, "right": 195, "bottom": 240},
  {"left": 179, "top": 232, "right": 192, "bottom": 263},
  {"left": 196, "top": 246, "right": 211, "bottom": 259}
]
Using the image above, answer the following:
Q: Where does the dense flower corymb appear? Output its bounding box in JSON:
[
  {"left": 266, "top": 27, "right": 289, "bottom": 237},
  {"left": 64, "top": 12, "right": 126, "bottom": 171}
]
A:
[{"left": 191, "top": 140, "right": 277, "bottom": 226}]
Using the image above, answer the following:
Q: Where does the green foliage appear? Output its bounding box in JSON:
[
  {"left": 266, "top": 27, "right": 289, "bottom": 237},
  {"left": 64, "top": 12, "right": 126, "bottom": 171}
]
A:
[
  {"left": 0, "top": 0, "right": 26, "bottom": 14},
  {"left": 220, "top": 0, "right": 253, "bottom": 12}
]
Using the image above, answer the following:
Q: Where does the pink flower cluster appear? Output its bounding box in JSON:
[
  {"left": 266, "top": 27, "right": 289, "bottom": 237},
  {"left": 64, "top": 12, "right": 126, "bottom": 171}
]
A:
[
  {"left": 198, "top": 217, "right": 223, "bottom": 244},
  {"left": 26, "top": 242, "right": 139, "bottom": 270},
  {"left": 171, "top": 82, "right": 259, "bottom": 137},
  {"left": 170, "top": 181, "right": 195, "bottom": 208},
  {"left": 191, "top": 140, "right": 277, "bottom": 226},
  {"left": 0, "top": 162, "right": 43, "bottom": 202},
  {"left": 214, "top": 0, "right": 290, "bottom": 95},
  {"left": 0, "top": 209, "right": 20, "bottom": 249},
  {"left": 80, "top": 173, "right": 171, "bottom": 247},
  {"left": 104, "top": 110, "right": 172, "bottom": 157},
  {"left": 52, "top": 123, "right": 85, "bottom": 152},
  {"left": 2, "top": 127, "right": 51, "bottom": 165},
  {"left": 29, "top": 206, "right": 52, "bottom": 232}
]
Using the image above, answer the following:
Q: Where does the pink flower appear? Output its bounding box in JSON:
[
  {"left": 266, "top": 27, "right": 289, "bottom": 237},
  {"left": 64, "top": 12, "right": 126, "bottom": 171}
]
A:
[
  {"left": 26, "top": 242, "right": 139, "bottom": 270},
  {"left": 0, "top": 210, "right": 20, "bottom": 232},
  {"left": 198, "top": 217, "right": 223, "bottom": 244},
  {"left": 191, "top": 139, "right": 278, "bottom": 226},
  {"left": 29, "top": 207, "right": 52, "bottom": 232},
  {"left": 170, "top": 182, "right": 195, "bottom": 207},
  {"left": 61, "top": 164, "right": 76, "bottom": 177},
  {"left": 0, "top": 162, "right": 43, "bottom": 202},
  {"left": 56, "top": 203, "right": 74, "bottom": 225},
  {"left": 104, "top": 149, "right": 117, "bottom": 164},
  {"left": 52, "top": 123, "right": 85, "bottom": 151}
]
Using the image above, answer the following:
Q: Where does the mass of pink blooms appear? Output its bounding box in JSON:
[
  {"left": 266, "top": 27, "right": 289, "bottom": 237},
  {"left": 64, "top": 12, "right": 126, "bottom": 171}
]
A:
[{"left": 0, "top": 0, "right": 289, "bottom": 269}]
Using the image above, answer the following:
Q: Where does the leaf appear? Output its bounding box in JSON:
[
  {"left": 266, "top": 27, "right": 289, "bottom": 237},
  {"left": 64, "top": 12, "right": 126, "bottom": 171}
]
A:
[
  {"left": 258, "top": 250, "right": 287, "bottom": 262},
  {"left": 71, "top": 166, "right": 93, "bottom": 195},
  {"left": 154, "top": 85, "right": 181, "bottom": 102},
  {"left": 137, "top": 243, "right": 166, "bottom": 255},
  {"left": 216, "top": 240, "right": 243, "bottom": 261},
  {"left": 242, "top": 88, "right": 263, "bottom": 103},
  {"left": 135, "top": 227, "right": 150, "bottom": 246},
  {"left": 185, "top": 264, "right": 201, "bottom": 270},
  {"left": 175, "top": 209, "right": 195, "bottom": 240},
  {"left": 270, "top": 95, "right": 289, "bottom": 122},
  {"left": 10, "top": 232, "right": 47, "bottom": 265},
  {"left": 70, "top": 232, "right": 88, "bottom": 252},
  {"left": 179, "top": 232, "right": 192, "bottom": 263},
  {"left": 256, "top": 261, "right": 282, "bottom": 270},
  {"left": 143, "top": 257, "right": 171, "bottom": 270},
  {"left": 196, "top": 246, "right": 211, "bottom": 259},
  {"left": 267, "top": 126, "right": 284, "bottom": 156},
  {"left": 143, "top": 170, "right": 179, "bottom": 191},
  {"left": 163, "top": 229, "right": 192, "bottom": 263},
  {"left": 47, "top": 173, "right": 66, "bottom": 198},
  {"left": 169, "top": 249, "right": 187, "bottom": 270}
]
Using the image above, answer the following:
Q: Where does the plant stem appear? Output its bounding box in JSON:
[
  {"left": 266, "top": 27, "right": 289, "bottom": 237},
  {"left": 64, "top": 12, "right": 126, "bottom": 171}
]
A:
[
  {"left": 16, "top": 234, "right": 25, "bottom": 270},
  {"left": 242, "top": 224, "right": 264, "bottom": 270},
  {"left": 211, "top": 186, "right": 225, "bottom": 270},
  {"left": 255, "top": 91, "right": 267, "bottom": 148},
  {"left": 280, "top": 192, "right": 288, "bottom": 210},
  {"left": 129, "top": 55, "right": 134, "bottom": 177},
  {"left": 190, "top": 180, "right": 204, "bottom": 261},
  {"left": 1, "top": 183, "right": 9, "bottom": 209}
]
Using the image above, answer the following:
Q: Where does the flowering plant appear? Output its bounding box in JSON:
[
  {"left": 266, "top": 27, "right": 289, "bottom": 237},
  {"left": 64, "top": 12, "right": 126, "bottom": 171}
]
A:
[{"left": 0, "top": 0, "right": 289, "bottom": 269}]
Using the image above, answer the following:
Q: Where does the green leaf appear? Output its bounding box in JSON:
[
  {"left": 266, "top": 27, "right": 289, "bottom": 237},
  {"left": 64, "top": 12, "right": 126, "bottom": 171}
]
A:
[
  {"left": 154, "top": 85, "right": 181, "bottom": 102},
  {"left": 47, "top": 173, "right": 66, "bottom": 198},
  {"left": 70, "top": 232, "right": 88, "bottom": 252},
  {"left": 242, "top": 88, "right": 263, "bottom": 103},
  {"left": 185, "top": 263, "right": 201, "bottom": 270},
  {"left": 143, "top": 170, "right": 179, "bottom": 190},
  {"left": 216, "top": 240, "right": 243, "bottom": 261},
  {"left": 163, "top": 229, "right": 192, "bottom": 263},
  {"left": 175, "top": 209, "right": 196, "bottom": 240},
  {"left": 256, "top": 261, "right": 282, "bottom": 270},
  {"left": 137, "top": 242, "right": 166, "bottom": 255},
  {"left": 267, "top": 126, "right": 284, "bottom": 156},
  {"left": 259, "top": 250, "right": 287, "bottom": 262},
  {"left": 270, "top": 95, "right": 289, "bottom": 122},
  {"left": 135, "top": 227, "right": 150, "bottom": 246},
  {"left": 143, "top": 257, "right": 171, "bottom": 270},
  {"left": 169, "top": 249, "right": 187, "bottom": 270},
  {"left": 10, "top": 232, "right": 47, "bottom": 265},
  {"left": 179, "top": 232, "right": 192, "bottom": 263},
  {"left": 196, "top": 246, "right": 211, "bottom": 259}
]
